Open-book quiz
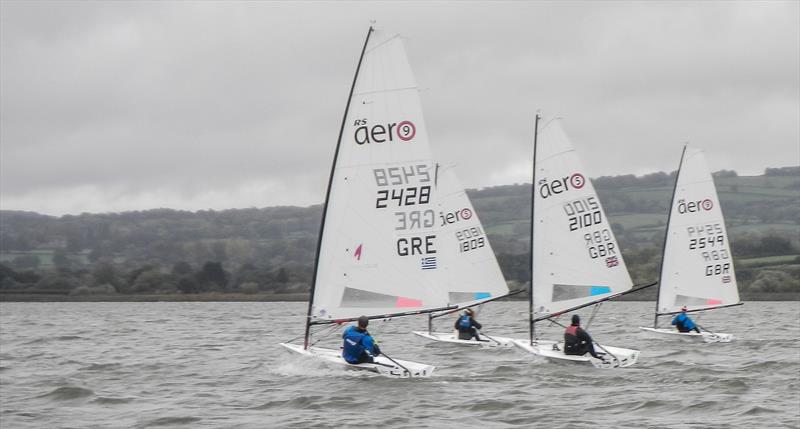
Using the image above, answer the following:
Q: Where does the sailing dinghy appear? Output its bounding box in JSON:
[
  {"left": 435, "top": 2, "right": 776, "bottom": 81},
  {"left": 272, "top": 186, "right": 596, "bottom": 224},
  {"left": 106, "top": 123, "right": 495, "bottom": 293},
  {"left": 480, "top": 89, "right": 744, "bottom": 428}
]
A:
[
  {"left": 280, "top": 27, "right": 507, "bottom": 377},
  {"left": 512, "top": 116, "right": 654, "bottom": 368},
  {"left": 638, "top": 146, "right": 742, "bottom": 343},
  {"left": 413, "top": 329, "right": 517, "bottom": 348},
  {"left": 412, "top": 291, "right": 522, "bottom": 348},
  {"left": 408, "top": 147, "right": 522, "bottom": 348}
]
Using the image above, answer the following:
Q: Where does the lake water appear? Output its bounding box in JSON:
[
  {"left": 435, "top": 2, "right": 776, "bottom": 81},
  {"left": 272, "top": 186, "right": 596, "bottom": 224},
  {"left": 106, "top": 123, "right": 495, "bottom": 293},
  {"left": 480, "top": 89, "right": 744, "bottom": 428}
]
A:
[{"left": 1, "top": 301, "right": 798, "bottom": 428}]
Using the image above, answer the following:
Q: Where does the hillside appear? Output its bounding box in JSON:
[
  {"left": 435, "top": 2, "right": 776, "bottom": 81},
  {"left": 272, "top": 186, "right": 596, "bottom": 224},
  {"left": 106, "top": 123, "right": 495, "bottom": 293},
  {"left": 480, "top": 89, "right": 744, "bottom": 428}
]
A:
[{"left": 1, "top": 167, "right": 798, "bottom": 299}]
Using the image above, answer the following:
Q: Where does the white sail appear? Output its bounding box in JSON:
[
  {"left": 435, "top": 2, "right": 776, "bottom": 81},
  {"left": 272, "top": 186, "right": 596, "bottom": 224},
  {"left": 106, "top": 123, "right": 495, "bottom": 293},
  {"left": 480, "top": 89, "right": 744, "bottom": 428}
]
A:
[
  {"left": 657, "top": 146, "right": 740, "bottom": 313},
  {"left": 311, "top": 30, "right": 507, "bottom": 321},
  {"left": 532, "top": 119, "right": 633, "bottom": 316}
]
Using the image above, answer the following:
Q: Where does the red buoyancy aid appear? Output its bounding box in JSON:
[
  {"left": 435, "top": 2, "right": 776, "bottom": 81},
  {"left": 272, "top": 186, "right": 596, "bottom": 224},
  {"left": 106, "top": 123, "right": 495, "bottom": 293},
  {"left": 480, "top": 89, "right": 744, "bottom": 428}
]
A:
[
  {"left": 564, "top": 324, "right": 581, "bottom": 352},
  {"left": 565, "top": 325, "right": 579, "bottom": 337}
]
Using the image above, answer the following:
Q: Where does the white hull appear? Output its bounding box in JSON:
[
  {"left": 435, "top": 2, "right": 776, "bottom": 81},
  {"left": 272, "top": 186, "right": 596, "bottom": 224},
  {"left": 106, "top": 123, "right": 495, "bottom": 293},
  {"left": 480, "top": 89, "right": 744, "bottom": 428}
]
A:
[
  {"left": 412, "top": 331, "right": 516, "bottom": 348},
  {"left": 638, "top": 327, "right": 733, "bottom": 343},
  {"left": 279, "top": 343, "right": 435, "bottom": 378},
  {"left": 512, "top": 339, "right": 639, "bottom": 368}
]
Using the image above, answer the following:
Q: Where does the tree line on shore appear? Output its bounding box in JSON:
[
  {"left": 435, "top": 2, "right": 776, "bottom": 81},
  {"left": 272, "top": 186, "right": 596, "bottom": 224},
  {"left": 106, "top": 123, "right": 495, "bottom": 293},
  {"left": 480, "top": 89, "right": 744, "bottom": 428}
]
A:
[{"left": 1, "top": 167, "right": 798, "bottom": 297}]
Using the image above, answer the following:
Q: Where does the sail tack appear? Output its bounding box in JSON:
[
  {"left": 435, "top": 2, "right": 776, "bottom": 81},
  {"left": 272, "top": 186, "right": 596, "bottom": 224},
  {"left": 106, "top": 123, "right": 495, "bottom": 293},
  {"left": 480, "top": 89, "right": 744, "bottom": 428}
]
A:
[
  {"left": 657, "top": 146, "right": 740, "bottom": 313},
  {"left": 311, "top": 30, "right": 507, "bottom": 321},
  {"left": 532, "top": 119, "right": 633, "bottom": 316}
]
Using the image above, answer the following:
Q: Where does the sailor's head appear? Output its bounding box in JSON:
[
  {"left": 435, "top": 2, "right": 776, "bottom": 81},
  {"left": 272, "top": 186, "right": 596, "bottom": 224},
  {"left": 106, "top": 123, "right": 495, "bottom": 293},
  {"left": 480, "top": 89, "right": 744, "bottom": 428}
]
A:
[
  {"left": 465, "top": 308, "right": 474, "bottom": 317},
  {"left": 571, "top": 314, "right": 580, "bottom": 326},
  {"left": 681, "top": 306, "right": 688, "bottom": 313},
  {"left": 357, "top": 315, "right": 369, "bottom": 328}
]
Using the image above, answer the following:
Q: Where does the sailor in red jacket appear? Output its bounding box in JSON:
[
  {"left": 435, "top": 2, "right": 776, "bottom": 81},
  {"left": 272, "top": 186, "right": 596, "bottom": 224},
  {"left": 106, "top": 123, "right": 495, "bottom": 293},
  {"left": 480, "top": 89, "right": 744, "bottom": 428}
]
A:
[{"left": 563, "top": 314, "right": 605, "bottom": 360}]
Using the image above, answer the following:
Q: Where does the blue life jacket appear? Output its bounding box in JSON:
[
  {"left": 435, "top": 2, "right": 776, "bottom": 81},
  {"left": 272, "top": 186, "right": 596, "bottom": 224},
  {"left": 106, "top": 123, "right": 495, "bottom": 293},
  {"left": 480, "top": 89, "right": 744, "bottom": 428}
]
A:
[
  {"left": 342, "top": 326, "right": 375, "bottom": 364},
  {"left": 458, "top": 315, "right": 472, "bottom": 330},
  {"left": 671, "top": 313, "right": 696, "bottom": 330}
]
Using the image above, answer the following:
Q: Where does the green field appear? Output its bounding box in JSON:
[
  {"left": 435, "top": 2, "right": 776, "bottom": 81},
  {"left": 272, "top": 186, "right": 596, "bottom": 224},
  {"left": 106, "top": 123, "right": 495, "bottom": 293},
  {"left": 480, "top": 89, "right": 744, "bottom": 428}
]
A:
[
  {"left": 0, "top": 250, "right": 92, "bottom": 267},
  {"left": 737, "top": 254, "right": 800, "bottom": 268},
  {"left": 485, "top": 222, "right": 519, "bottom": 236},
  {"left": 0, "top": 250, "right": 55, "bottom": 266},
  {"left": 607, "top": 213, "right": 666, "bottom": 230},
  {"left": 728, "top": 223, "right": 799, "bottom": 236}
]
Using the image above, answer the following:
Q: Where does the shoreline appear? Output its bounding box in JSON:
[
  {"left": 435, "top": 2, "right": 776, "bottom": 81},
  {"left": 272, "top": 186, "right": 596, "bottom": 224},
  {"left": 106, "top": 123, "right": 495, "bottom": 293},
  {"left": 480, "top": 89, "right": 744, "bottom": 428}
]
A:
[
  {"left": 0, "top": 292, "right": 797, "bottom": 302},
  {"left": 0, "top": 292, "right": 310, "bottom": 302}
]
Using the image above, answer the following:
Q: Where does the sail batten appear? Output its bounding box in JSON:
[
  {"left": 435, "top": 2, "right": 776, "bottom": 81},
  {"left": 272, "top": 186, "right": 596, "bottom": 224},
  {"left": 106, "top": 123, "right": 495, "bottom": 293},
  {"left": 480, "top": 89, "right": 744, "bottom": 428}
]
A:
[{"left": 354, "top": 86, "right": 418, "bottom": 97}]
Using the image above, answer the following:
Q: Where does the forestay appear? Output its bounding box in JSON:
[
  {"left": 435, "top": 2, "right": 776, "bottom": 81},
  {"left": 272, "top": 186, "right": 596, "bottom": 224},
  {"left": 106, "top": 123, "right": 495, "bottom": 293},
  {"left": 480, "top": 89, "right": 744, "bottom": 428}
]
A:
[
  {"left": 311, "top": 30, "right": 507, "bottom": 321},
  {"left": 656, "top": 146, "right": 740, "bottom": 313},
  {"left": 532, "top": 119, "right": 633, "bottom": 316}
]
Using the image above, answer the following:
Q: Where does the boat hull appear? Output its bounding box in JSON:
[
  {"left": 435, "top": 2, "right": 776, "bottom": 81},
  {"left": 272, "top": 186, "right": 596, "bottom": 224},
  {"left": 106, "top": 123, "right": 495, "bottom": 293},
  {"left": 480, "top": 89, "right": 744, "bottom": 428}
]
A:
[
  {"left": 638, "top": 326, "right": 733, "bottom": 343},
  {"left": 412, "top": 331, "right": 516, "bottom": 348},
  {"left": 512, "top": 339, "right": 639, "bottom": 368},
  {"left": 279, "top": 343, "right": 435, "bottom": 378}
]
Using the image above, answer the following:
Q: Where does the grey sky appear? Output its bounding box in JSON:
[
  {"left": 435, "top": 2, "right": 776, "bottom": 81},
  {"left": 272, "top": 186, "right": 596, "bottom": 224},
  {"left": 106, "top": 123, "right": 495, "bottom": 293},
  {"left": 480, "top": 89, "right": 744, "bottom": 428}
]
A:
[{"left": 1, "top": 1, "right": 798, "bottom": 215}]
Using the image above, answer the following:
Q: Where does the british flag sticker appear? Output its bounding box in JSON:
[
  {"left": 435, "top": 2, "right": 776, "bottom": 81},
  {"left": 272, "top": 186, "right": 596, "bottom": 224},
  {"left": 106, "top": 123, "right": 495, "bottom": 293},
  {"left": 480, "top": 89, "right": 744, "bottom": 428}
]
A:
[
  {"left": 605, "top": 256, "right": 619, "bottom": 268},
  {"left": 722, "top": 275, "right": 731, "bottom": 283}
]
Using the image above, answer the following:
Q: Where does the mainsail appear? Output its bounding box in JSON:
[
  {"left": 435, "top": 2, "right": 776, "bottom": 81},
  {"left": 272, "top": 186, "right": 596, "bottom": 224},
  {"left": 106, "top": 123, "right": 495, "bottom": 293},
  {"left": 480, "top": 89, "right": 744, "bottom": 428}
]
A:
[
  {"left": 532, "top": 118, "right": 633, "bottom": 317},
  {"left": 310, "top": 29, "right": 507, "bottom": 322},
  {"left": 656, "top": 146, "right": 740, "bottom": 314}
]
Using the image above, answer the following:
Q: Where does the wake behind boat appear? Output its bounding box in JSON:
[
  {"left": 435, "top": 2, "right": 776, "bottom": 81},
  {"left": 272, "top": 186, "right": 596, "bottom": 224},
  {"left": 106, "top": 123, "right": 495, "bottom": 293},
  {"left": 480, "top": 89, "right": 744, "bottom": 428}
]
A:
[{"left": 637, "top": 145, "right": 742, "bottom": 343}]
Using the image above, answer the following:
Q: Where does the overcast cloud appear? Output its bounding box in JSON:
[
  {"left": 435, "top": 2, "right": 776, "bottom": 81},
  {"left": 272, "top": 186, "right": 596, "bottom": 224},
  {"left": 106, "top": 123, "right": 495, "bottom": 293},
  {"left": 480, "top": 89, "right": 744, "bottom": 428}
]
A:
[{"left": 1, "top": 1, "right": 798, "bottom": 215}]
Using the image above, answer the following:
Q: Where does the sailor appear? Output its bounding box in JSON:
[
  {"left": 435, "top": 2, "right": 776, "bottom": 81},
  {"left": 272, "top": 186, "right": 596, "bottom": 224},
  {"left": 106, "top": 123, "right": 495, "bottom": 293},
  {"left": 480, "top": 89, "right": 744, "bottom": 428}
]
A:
[
  {"left": 671, "top": 306, "right": 701, "bottom": 333},
  {"left": 342, "top": 315, "right": 381, "bottom": 364},
  {"left": 454, "top": 308, "right": 483, "bottom": 341},
  {"left": 563, "top": 314, "right": 605, "bottom": 361}
]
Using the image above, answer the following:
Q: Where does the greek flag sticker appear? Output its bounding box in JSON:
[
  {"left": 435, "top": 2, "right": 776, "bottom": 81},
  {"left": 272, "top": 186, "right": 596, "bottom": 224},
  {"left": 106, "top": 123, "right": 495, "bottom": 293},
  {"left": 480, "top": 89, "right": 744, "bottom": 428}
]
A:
[{"left": 421, "top": 257, "right": 437, "bottom": 270}]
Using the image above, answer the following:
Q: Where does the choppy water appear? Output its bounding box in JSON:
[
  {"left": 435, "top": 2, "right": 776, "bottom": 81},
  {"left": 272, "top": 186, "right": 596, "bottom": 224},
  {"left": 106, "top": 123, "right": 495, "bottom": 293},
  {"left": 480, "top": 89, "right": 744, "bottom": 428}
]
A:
[{"left": 1, "top": 301, "right": 798, "bottom": 428}]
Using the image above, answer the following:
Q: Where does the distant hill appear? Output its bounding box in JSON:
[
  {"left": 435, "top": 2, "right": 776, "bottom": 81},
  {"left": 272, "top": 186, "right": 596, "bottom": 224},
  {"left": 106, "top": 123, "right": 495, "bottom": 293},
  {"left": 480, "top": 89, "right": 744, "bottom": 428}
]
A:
[
  {"left": 1, "top": 167, "right": 798, "bottom": 299},
  {"left": 467, "top": 167, "right": 799, "bottom": 300}
]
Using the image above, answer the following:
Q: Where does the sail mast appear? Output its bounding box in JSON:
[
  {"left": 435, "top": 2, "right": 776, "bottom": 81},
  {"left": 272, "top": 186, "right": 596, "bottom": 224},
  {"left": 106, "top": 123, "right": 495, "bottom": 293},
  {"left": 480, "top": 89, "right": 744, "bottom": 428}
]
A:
[
  {"left": 653, "top": 144, "right": 687, "bottom": 329},
  {"left": 529, "top": 113, "right": 540, "bottom": 345},
  {"left": 303, "top": 27, "right": 374, "bottom": 349}
]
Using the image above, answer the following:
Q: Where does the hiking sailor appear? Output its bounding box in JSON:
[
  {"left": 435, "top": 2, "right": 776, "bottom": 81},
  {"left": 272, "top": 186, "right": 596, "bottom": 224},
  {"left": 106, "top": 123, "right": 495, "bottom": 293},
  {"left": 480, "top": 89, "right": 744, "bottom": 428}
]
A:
[
  {"left": 342, "top": 316, "right": 382, "bottom": 364},
  {"left": 671, "top": 306, "right": 701, "bottom": 333},
  {"left": 454, "top": 308, "right": 483, "bottom": 341},
  {"left": 563, "top": 314, "right": 606, "bottom": 361}
]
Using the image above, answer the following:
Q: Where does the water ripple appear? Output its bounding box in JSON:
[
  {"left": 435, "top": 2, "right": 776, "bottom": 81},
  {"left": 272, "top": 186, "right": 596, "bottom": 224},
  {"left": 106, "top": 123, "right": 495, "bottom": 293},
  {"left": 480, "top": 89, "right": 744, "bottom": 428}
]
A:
[
  {"left": 138, "top": 416, "right": 202, "bottom": 427},
  {"left": 0, "top": 301, "right": 796, "bottom": 428},
  {"left": 37, "top": 386, "right": 94, "bottom": 401}
]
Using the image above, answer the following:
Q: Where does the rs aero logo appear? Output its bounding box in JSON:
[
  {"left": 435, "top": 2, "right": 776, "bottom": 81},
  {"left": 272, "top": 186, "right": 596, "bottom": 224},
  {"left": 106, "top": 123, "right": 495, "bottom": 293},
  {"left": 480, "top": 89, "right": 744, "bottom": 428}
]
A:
[
  {"left": 677, "top": 198, "right": 714, "bottom": 214},
  {"left": 353, "top": 118, "right": 416, "bottom": 145},
  {"left": 539, "top": 173, "right": 586, "bottom": 199},
  {"left": 439, "top": 208, "right": 473, "bottom": 226}
]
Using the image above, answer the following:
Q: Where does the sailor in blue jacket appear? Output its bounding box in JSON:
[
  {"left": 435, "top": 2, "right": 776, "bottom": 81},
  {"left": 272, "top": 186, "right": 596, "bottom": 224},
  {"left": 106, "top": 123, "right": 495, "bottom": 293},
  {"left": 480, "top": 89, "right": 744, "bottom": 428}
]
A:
[
  {"left": 671, "top": 306, "right": 701, "bottom": 333},
  {"left": 342, "top": 316, "right": 381, "bottom": 364},
  {"left": 454, "top": 308, "right": 483, "bottom": 341}
]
